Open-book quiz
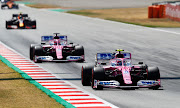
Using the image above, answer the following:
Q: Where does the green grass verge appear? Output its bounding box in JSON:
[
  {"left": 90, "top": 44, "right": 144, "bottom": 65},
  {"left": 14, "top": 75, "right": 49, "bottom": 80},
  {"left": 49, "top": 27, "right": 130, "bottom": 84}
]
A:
[{"left": 0, "top": 55, "right": 75, "bottom": 108}]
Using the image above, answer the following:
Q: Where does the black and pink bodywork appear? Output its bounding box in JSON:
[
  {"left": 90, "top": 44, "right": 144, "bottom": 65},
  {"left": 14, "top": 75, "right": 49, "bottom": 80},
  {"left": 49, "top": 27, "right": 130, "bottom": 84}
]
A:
[
  {"left": 6, "top": 14, "right": 36, "bottom": 29},
  {"left": 30, "top": 33, "right": 84, "bottom": 62},
  {"left": 81, "top": 50, "right": 161, "bottom": 90}
]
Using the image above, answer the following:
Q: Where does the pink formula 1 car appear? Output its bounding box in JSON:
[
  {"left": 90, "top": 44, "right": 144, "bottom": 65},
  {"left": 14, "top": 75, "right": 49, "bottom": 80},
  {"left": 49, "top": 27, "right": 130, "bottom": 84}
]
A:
[
  {"left": 81, "top": 49, "right": 161, "bottom": 90},
  {"left": 30, "top": 33, "right": 84, "bottom": 63}
]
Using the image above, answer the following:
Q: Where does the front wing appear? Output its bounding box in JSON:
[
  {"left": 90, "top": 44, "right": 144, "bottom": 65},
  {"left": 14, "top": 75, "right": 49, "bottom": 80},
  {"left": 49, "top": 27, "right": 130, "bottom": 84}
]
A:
[
  {"left": 34, "top": 55, "right": 84, "bottom": 62},
  {"left": 93, "top": 80, "right": 161, "bottom": 89},
  {"left": 6, "top": 24, "right": 36, "bottom": 29}
]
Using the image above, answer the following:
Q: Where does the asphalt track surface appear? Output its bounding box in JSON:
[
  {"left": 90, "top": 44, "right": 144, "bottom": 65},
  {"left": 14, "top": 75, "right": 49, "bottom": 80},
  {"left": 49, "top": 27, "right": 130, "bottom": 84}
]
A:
[
  {"left": 0, "top": 5, "right": 180, "bottom": 108},
  {"left": 27, "top": 0, "right": 179, "bottom": 9}
]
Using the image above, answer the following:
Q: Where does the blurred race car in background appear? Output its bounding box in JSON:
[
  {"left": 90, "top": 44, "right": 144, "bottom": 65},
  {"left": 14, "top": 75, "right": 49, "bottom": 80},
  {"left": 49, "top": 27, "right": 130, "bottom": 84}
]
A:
[
  {"left": 81, "top": 49, "right": 161, "bottom": 90},
  {"left": 1, "top": 0, "right": 18, "bottom": 9},
  {"left": 6, "top": 13, "right": 36, "bottom": 29},
  {"left": 30, "top": 33, "right": 85, "bottom": 63}
]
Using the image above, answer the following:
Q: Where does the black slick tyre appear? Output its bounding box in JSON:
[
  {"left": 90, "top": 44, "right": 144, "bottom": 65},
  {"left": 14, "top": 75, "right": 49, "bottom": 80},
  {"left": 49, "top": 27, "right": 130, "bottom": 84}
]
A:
[
  {"left": 33, "top": 45, "right": 43, "bottom": 63},
  {"left": 30, "top": 44, "right": 35, "bottom": 60},
  {"left": 6, "top": 21, "right": 10, "bottom": 29},
  {"left": 74, "top": 46, "right": 84, "bottom": 56},
  {"left": 91, "top": 67, "right": 105, "bottom": 90},
  {"left": 73, "top": 45, "right": 84, "bottom": 62},
  {"left": 32, "top": 21, "right": 36, "bottom": 29},
  {"left": 147, "top": 67, "right": 160, "bottom": 80},
  {"left": 147, "top": 67, "right": 160, "bottom": 90},
  {"left": 81, "top": 65, "right": 94, "bottom": 86}
]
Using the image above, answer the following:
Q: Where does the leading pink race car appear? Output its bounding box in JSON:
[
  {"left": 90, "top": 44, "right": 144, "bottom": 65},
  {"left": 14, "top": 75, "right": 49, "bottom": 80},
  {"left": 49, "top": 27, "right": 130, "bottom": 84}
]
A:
[
  {"left": 30, "top": 33, "right": 84, "bottom": 63},
  {"left": 81, "top": 49, "right": 161, "bottom": 90}
]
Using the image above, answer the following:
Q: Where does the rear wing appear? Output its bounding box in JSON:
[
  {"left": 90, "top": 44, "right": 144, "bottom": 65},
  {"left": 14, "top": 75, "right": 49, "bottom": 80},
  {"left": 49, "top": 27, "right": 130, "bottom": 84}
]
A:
[
  {"left": 95, "top": 52, "right": 131, "bottom": 65},
  {"left": 41, "top": 36, "right": 67, "bottom": 44},
  {"left": 12, "top": 14, "right": 28, "bottom": 18},
  {"left": 96, "top": 53, "right": 113, "bottom": 60},
  {"left": 96, "top": 52, "right": 131, "bottom": 60}
]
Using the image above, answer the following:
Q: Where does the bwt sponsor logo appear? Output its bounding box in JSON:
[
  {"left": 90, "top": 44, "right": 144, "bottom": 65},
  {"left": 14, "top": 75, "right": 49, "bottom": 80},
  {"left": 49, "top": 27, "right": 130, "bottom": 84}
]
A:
[
  {"left": 39, "top": 57, "right": 47, "bottom": 60},
  {"left": 99, "top": 81, "right": 116, "bottom": 85},
  {"left": 141, "top": 81, "right": 155, "bottom": 85},
  {"left": 67, "top": 56, "right": 81, "bottom": 60},
  {"left": 70, "top": 57, "right": 80, "bottom": 60}
]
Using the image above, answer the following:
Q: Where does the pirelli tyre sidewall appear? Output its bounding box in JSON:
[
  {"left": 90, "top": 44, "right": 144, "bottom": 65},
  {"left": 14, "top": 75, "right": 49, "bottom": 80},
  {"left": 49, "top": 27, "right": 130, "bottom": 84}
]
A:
[
  {"left": 92, "top": 67, "right": 105, "bottom": 90},
  {"left": 147, "top": 67, "right": 160, "bottom": 89},
  {"left": 1, "top": 5, "right": 3, "bottom": 9},
  {"left": 32, "top": 21, "right": 36, "bottom": 29},
  {"left": 6, "top": 21, "right": 11, "bottom": 29},
  {"left": 30, "top": 44, "right": 38, "bottom": 60},
  {"left": 73, "top": 45, "right": 84, "bottom": 62},
  {"left": 81, "top": 65, "right": 94, "bottom": 86},
  {"left": 1, "top": 4, "right": 6, "bottom": 9},
  {"left": 32, "top": 45, "right": 43, "bottom": 63},
  {"left": 147, "top": 67, "right": 160, "bottom": 80},
  {"left": 74, "top": 45, "right": 84, "bottom": 56},
  {"left": 14, "top": 4, "right": 19, "bottom": 9}
]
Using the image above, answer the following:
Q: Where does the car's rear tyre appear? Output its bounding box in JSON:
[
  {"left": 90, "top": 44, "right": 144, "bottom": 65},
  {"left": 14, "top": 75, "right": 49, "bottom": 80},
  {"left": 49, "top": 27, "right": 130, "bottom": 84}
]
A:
[
  {"left": 91, "top": 67, "right": 105, "bottom": 90},
  {"left": 147, "top": 67, "right": 160, "bottom": 90},
  {"left": 16, "top": 5, "right": 19, "bottom": 9},
  {"left": 32, "top": 21, "right": 36, "bottom": 29},
  {"left": 81, "top": 65, "right": 94, "bottom": 86}
]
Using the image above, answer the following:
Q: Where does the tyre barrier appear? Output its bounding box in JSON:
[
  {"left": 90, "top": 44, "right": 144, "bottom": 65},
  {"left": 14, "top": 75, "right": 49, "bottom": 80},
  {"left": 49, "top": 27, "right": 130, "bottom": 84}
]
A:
[{"left": 148, "top": 5, "right": 166, "bottom": 18}]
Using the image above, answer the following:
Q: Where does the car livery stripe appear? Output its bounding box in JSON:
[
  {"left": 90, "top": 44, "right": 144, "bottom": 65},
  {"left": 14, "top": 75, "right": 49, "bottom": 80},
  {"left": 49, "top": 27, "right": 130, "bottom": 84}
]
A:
[{"left": 0, "top": 41, "right": 118, "bottom": 108}]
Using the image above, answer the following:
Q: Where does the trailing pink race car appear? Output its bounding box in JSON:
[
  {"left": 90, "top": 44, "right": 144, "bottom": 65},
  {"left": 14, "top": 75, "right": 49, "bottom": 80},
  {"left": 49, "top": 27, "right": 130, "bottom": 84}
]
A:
[
  {"left": 30, "top": 33, "right": 84, "bottom": 63},
  {"left": 81, "top": 49, "right": 161, "bottom": 90}
]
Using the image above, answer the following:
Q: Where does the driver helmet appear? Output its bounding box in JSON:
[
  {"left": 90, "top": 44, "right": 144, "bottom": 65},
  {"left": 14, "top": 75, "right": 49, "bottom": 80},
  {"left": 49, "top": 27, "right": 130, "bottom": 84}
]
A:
[
  {"left": 18, "top": 12, "right": 23, "bottom": 19},
  {"left": 115, "top": 53, "right": 124, "bottom": 58},
  {"left": 54, "top": 40, "right": 58, "bottom": 45},
  {"left": 116, "top": 60, "right": 122, "bottom": 66}
]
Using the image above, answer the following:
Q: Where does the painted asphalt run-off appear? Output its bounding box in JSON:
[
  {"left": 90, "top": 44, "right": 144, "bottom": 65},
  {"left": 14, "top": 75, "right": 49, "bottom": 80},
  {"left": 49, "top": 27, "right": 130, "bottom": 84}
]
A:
[{"left": 0, "top": 41, "right": 118, "bottom": 108}]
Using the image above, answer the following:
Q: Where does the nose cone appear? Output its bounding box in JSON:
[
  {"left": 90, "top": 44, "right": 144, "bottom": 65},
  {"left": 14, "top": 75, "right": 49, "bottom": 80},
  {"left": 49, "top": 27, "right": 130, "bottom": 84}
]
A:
[
  {"left": 122, "top": 68, "right": 132, "bottom": 84},
  {"left": 19, "top": 23, "right": 24, "bottom": 27}
]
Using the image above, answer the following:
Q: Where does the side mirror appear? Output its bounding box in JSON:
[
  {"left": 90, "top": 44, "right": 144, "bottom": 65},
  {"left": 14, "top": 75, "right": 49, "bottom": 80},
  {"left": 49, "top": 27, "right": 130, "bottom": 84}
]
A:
[
  {"left": 101, "top": 63, "right": 106, "bottom": 65},
  {"left": 70, "top": 42, "right": 73, "bottom": 44},
  {"left": 138, "top": 62, "right": 143, "bottom": 64},
  {"left": 41, "top": 42, "right": 45, "bottom": 45}
]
